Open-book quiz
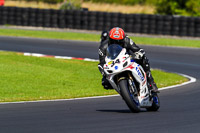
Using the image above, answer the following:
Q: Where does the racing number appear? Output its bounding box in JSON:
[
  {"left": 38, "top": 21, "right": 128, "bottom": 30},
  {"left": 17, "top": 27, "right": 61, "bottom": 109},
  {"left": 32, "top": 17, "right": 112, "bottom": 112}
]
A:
[{"left": 111, "top": 59, "right": 120, "bottom": 67}]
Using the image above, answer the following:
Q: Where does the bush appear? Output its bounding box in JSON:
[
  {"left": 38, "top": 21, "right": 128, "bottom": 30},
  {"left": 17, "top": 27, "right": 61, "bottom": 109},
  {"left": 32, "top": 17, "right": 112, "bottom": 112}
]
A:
[
  {"left": 155, "top": 0, "right": 200, "bottom": 16},
  {"left": 15, "top": 0, "right": 64, "bottom": 4},
  {"left": 83, "top": 0, "right": 158, "bottom": 5},
  {"left": 185, "top": 0, "right": 200, "bottom": 16},
  {"left": 40, "top": 0, "right": 63, "bottom": 3},
  {"left": 83, "top": 0, "right": 145, "bottom": 5},
  {"left": 60, "top": 0, "right": 82, "bottom": 10}
]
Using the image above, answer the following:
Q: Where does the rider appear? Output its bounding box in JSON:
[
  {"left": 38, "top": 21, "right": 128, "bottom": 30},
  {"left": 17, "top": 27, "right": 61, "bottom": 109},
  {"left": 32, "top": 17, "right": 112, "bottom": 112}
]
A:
[{"left": 98, "top": 27, "right": 159, "bottom": 92}]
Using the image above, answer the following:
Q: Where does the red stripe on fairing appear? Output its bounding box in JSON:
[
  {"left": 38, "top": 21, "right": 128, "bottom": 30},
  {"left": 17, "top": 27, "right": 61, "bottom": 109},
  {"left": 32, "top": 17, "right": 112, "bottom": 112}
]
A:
[
  {"left": 125, "top": 63, "right": 135, "bottom": 69},
  {"left": 142, "top": 72, "right": 147, "bottom": 86}
]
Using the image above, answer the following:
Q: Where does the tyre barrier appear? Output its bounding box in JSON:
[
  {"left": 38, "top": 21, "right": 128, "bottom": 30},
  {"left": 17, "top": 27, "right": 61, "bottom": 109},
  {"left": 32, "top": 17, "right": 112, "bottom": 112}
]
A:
[{"left": 0, "top": 6, "right": 200, "bottom": 37}]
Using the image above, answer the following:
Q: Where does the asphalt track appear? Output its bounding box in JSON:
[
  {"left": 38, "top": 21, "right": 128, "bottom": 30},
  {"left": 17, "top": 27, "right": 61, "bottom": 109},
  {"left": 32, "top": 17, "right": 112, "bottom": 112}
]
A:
[{"left": 0, "top": 36, "right": 200, "bottom": 133}]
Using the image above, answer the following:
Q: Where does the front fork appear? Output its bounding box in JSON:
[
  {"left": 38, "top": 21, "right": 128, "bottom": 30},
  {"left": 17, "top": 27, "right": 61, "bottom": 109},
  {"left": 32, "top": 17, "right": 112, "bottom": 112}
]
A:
[
  {"left": 116, "top": 72, "right": 140, "bottom": 96},
  {"left": 127, "top": 73, "right": 139, "bottom": 96}
]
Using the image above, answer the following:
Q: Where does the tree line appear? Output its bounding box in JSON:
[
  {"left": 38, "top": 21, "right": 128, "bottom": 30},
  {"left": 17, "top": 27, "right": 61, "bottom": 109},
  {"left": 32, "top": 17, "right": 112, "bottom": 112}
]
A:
[{"left": 12, "top": 0, "right": 200, "bottom": 16}]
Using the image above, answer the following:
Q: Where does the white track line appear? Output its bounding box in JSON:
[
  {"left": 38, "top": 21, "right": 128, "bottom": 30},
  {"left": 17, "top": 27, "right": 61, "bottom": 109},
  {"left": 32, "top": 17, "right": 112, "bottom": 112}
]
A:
[
  {"left": 159, "top": 73, "right": 196, "bottom": 91},
  {"left": 0, "top": 52, "right": 197, "bottom": 104}
]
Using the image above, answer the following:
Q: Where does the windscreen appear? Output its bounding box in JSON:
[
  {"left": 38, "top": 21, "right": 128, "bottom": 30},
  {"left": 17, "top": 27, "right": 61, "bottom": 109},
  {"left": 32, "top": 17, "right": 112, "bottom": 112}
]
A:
[{"left": 106, "top": 44, "right": 123, "bottom": 60}]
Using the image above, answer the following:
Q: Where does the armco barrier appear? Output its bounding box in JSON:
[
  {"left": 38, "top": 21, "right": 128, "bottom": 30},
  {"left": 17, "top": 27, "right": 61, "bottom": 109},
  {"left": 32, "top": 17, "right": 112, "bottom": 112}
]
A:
[{"left": 0, "top": 6, "right": 200, "bottom": 37}]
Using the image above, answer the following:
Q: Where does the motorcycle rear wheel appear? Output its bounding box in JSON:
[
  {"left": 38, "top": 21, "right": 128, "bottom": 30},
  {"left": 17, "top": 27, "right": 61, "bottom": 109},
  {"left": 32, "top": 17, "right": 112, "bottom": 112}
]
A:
[
  {"left": 119, "top": 79, "right": 140, "bottom": 113},
  {"left": 146, "top": 93, "right": 160, "bottom": 111}
]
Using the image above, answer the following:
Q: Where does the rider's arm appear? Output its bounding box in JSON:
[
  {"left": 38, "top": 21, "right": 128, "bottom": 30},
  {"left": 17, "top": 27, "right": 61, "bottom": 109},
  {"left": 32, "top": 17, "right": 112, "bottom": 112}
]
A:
[
  {"left": 98, "top": 40, "right": 108, "bottom": 76},
  {"left": 98, "top": 40, "right": 108, "bottom": 65},
  {"left": 124, "top": 36, "right": 145, "bottom": 59},
  {"left": 99, "top": 31, "right": 109, "bottom": 65},
  {"left": 124, "top": 36, "right": 140, "bottom": 52}
]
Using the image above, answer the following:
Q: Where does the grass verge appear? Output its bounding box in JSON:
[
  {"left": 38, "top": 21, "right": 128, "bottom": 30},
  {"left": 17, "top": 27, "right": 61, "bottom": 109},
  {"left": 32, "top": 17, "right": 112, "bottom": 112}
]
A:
[
  {"left": 0, "top": 51, "right": 188, "bottom": 102},
  {"left": 0, "top": 28, "right": 200, "bottom": 48}
]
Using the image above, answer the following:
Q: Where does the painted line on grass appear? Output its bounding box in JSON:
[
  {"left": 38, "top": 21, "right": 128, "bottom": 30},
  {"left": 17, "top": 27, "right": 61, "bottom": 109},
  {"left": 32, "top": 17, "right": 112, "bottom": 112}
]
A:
[{"left": 0, "top": 52, "right": 197, "bottom": 105}]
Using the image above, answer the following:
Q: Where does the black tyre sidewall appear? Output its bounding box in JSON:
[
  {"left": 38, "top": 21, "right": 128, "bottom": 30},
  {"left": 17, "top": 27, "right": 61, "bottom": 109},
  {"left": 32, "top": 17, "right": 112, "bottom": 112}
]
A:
[{"left": 119, "top": 79, "right": 140, "bottom": 113}]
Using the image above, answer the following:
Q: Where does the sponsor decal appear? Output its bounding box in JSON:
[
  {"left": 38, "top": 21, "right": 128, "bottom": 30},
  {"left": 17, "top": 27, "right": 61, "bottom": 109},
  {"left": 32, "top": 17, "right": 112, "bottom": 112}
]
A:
[
  {"left": 122, "top": 57, "right": 126, "bottom": 62},
  {"left": 104, "top": 65, "right": 109, "bottom": 69},
  {"left": 115, "top": 66, "right": 118, "bottom": 70},
  {"left": 130, "top": 58, "right": 134, "bottom": 62},
  {"left": 108, "top": 61, "right": 113, "bottom": 65},
  {"left": 113, "top": 31, "right": 120, "bottom": 38},
  {"left": 114, "top": 35, "right": 120, "bottom": 38},
  {"left": 98, "top": 49, "right": 104, "bottom": 56},
  {"left": 108, "top": 59, "right": 120, "bottom": 67},
  {"left": 136, "top": 67, "right": 144, "bottom": 81}
]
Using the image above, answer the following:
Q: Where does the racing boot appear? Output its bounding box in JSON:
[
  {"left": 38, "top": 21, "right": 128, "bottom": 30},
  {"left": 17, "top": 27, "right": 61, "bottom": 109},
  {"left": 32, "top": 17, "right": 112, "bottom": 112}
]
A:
[{"left": 146, "top": 71, "right": 159, "bottom": 93}]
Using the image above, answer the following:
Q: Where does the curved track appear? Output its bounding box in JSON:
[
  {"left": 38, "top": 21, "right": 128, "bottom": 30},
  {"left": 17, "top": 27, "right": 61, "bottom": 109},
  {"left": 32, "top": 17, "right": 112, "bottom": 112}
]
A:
[{"left": 0, "top": 36, "right": 200, "bottom": 133}]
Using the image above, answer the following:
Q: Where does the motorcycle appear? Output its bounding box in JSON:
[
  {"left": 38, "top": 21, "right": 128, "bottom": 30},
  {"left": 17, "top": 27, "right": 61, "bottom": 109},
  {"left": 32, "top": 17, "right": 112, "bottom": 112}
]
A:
[{"left": 102, "top": 44, "right": 160, "bottom": 112}]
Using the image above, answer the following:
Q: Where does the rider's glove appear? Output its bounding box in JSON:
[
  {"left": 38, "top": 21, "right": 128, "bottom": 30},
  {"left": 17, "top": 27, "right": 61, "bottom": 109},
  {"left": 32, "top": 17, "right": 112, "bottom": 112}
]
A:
[{"left": 134, "top": 49, "right": 145, "bottom": 59}]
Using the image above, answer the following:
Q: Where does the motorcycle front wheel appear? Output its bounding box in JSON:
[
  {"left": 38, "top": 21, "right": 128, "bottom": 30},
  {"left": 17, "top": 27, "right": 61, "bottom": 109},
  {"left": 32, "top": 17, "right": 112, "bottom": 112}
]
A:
[{"left": 119, "top": 79, "right": 140, "bottom": 113}]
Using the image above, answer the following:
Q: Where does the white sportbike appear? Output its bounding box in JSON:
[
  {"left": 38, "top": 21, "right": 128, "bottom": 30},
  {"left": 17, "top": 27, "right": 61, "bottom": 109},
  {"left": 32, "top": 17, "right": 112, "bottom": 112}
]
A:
[{"left": 103, "top": 44, "right": 160, "bottom": 112}]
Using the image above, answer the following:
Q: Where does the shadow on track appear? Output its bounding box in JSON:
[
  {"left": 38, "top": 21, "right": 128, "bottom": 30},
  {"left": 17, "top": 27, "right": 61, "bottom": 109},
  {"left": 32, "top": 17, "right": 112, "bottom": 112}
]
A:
[{"left": 97, "top": 109, "right": 147, "bottom": 113}]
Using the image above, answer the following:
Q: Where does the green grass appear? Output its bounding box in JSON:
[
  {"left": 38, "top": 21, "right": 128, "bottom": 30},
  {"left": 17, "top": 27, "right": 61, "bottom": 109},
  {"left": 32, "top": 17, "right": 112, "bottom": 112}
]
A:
[
  {"left": 0, "top": 28, "right": 200, "bottom": 48},
  {"left": 0, "top": 51, "right": 188, "bottom": 102},
  {"left": 130, "top": 36, "right": 200, "bottom": 48},
  {"left": 152, "top": 70, "right": 187, "bottom": 87},
  {"left": 0, "top": 28, "right": 100, "bottom": 42}
]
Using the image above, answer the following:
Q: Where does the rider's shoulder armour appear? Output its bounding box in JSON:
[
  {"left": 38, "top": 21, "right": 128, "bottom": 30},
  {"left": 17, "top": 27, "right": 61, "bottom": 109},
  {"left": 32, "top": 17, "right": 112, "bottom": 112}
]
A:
[
  {"left": 124, "top": 36, "right": 141, "bottom": 52},
  {"left": 101, "top": 31, "right": 109, "bottom": 42},
  {"left": 124, "top": 36, "right": 133, "bottom": 47}
]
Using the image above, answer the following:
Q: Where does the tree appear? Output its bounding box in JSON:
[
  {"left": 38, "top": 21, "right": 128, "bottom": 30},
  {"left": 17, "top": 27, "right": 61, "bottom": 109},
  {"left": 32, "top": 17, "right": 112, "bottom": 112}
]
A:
[{"left": 156, "top": 0, "right": 200, "bottom": 16}]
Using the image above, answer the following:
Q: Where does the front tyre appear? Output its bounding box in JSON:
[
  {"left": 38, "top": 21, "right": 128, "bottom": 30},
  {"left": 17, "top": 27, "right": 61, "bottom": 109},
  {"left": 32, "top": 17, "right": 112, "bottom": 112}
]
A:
[
  {"left": 119, "top": 79, "right": 140, "bottom": 113},
  {"left": 146, "top": 93, "right": 160, "bottom": 111}
]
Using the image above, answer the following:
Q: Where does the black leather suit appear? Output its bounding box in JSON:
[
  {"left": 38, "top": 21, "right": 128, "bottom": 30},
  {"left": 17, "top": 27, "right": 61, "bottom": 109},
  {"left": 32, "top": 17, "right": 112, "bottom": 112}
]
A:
[
  {"left": 99, "top": 33, "right": 150, "bottom": 73},
  {"left": 98, "top": 31, "right": 158, "bottom": 92}
]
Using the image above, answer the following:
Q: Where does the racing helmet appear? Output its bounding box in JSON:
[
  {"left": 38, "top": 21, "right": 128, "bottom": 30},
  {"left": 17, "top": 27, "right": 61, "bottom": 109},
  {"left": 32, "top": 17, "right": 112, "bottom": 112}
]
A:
[{"left": 109, "top": 27, "right": 125, "bottom": 46}]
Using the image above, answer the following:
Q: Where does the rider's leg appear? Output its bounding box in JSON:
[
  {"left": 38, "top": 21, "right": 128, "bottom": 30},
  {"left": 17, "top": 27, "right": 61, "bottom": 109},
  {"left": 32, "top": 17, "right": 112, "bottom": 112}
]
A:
[
  {"left": 98, "top": 64, "right": 113, "bottom": 89},
  {"left": 141, "top": 56, "right": 159, "bottom": 92},
  {"left": 146, "top": 71, "right": 159, "bottom": 92},
  {"left": 102, "top": 76, "right": 113, "bottom": 89}
]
